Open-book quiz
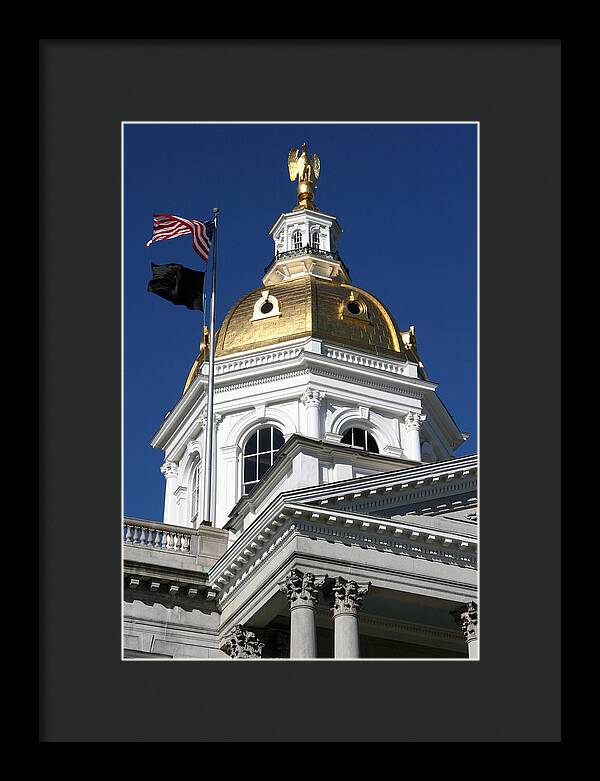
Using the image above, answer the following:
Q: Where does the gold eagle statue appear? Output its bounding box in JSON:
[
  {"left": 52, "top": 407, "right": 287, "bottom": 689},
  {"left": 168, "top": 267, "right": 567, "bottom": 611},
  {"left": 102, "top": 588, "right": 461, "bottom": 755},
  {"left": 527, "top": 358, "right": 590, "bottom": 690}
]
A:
[{"left": 288, "top": 143, "right": 321, "bottom": 210}]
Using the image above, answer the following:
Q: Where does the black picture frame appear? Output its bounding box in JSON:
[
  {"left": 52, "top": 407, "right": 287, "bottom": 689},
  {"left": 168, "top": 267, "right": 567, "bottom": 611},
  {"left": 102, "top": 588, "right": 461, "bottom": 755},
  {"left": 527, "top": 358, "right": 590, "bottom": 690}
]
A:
[{"left": 39, "top": 38, "right": 561, "bottom": 742}]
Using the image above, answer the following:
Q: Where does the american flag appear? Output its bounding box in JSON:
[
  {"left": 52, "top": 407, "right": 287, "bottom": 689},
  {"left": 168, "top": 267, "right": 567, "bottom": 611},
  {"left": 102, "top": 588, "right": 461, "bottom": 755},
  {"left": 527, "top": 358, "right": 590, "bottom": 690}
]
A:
[{"left": 146, "top": 214, "right": 215, "bottom": 261}]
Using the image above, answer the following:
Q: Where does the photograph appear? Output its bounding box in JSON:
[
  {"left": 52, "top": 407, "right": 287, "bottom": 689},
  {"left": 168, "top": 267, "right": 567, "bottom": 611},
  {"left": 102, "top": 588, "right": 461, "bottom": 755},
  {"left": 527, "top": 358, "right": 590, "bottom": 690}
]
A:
[
  {"left": 123, "top": 122, "right": 479, "bottom": 660},
  {"left": 40, "top": 38, "right": 561, "bottom": 742}
]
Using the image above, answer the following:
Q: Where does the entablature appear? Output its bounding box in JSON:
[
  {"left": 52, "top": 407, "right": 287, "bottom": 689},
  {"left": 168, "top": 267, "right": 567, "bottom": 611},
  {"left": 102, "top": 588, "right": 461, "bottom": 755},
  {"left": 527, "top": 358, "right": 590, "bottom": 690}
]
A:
[
  {"left": 229, "top": 453, "right": 478, "bottom": 525},
  {"left": 151, "top": 337, "right": 439, "bottom": 458},
  {"left": 210, "top": 497, "right": 477, "bottom": 609}
]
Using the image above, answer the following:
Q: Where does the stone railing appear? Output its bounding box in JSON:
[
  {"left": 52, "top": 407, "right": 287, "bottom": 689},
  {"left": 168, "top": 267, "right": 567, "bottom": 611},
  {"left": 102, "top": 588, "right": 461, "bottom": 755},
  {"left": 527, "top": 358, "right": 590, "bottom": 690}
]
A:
[
  {"left": 123, "top": 519, "right": 195, "bottom": 554},
  {"left": 324, "top": 346, "right": 410, "bottom": 375},
  {"left": 215, "top": 346, "right": 303, "bottom": 376}
]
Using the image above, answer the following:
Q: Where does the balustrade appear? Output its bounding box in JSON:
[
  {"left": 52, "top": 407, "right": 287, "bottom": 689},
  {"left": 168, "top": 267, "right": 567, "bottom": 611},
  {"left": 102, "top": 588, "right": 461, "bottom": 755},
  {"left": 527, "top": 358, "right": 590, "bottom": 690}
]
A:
[
  {"left": 123, "top": 520, "right": 193, "bottom": 554},
  {"left": 266, "top": 245, "right": 348, "bottom": 274}
]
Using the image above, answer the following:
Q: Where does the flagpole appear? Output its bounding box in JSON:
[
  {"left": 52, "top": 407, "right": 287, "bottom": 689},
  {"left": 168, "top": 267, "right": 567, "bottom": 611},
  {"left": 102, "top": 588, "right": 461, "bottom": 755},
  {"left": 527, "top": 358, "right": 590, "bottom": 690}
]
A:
[{"left": 202, "top": 208, "right": 219, "bottom": 526}]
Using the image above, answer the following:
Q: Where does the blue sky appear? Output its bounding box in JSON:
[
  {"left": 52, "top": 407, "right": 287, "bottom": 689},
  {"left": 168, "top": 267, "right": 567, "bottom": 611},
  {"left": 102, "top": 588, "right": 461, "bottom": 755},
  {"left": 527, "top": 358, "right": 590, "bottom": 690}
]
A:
[{"left": 124, "top": 123, "right": 477, "bottom": 521}]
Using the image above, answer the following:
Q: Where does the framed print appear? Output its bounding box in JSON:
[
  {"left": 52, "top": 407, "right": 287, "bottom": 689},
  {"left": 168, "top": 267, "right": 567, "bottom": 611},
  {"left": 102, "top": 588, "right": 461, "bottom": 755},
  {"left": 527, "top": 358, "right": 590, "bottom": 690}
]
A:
[{"left": 39, "top": 38, "right": 561, "bottom": 743}]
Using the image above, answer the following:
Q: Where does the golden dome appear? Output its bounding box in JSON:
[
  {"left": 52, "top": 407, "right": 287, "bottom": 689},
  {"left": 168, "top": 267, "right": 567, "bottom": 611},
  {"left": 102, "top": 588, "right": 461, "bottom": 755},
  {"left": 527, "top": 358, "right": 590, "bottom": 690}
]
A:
[
  {"left": 215, "top": 276, "right": 409, "bottom": 359},
  {"left": 182, "top": 275, "right": 428, "bottom": 394}
]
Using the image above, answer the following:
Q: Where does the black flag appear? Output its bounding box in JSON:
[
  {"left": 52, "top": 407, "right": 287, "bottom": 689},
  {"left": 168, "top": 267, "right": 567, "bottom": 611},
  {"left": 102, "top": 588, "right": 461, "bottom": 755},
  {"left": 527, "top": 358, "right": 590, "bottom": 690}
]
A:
[{"left": 147, "top": 263, "right": 205, "bottom": 310}]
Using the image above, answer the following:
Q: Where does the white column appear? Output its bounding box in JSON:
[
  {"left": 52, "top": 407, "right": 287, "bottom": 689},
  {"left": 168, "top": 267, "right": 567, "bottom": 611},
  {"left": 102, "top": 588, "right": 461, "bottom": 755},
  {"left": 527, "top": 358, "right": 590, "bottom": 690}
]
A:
[
  {"left": 279, "top": 569, "right": 327, "bottom": 659},
  {"left": 331, "top": 577, "right": 370, "bottom": 659},
  {"left": 160, "top": 461, "right": 179, "bottom": 524},
  {"left": 301, "top": 388, "right": 323, "bottom": 439},
  {"left": 452, "top": 601, "right": 479, "bottom": 659},
  {"left": 404, "top": 411, "right": 426, "bottom": 462}
]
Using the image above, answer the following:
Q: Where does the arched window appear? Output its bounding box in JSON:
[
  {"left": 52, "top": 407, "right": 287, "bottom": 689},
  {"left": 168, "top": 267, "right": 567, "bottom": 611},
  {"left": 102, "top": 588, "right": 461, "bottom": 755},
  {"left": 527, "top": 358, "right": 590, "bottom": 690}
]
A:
[
  {"left": 243, "top": 426, "right": 285, "bottom": 494},
  {"left": 340, "top": 427, "right": 379, "bottom": 454},
  {"left": 292, "top": 230, "right": 303, "bottom": 250},
  {"left": 190, "top": 461, "right": 201, "bottom": 524},
  {"left": 311, "top": 230, "right": 320, "bottom": 249}
]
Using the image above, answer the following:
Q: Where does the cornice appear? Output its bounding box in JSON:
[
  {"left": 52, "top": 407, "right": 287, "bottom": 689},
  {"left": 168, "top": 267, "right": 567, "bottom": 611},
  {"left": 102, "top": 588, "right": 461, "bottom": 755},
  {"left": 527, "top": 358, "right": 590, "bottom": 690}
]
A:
[
  {"left": 150, "top": 339, "right": 446, "bottom": 451},
  {"left": 212, "top": 352, "right": 433, "bottom": 400},
  {"left": 150, "top": 374, "right": 207, "bottom": 450},
  {"left": 214, "top": 345, "right": 304, "bottom": 377},
  {"left": 210, "top": 500, "right": 477, "bottom": 608},
  {"left": 306, "top": 349, "right": 436, "bottom": 394},
  {"left": 284, "top": 454, "right": 477, "bottom": 505},
  {"left": 215, "top": 368, "right": 310, "bottom": 395},
  {"left": 309, "top": 366, "right": 426, "bottom": 400},
  {"left": 123, "top": 565, "right": 212, "bottom": 596},
  {"left": 269, "top": 208, "right": 341, "bottom": 236},
  {"left": 229, "top": 454, "right": 478, "bottom": 526},
  {"left": 423, "top": 392, "right": 470, "bottom": 449},
  {"left": 338, "top": 476, "right": 478, "bottom": 517}
]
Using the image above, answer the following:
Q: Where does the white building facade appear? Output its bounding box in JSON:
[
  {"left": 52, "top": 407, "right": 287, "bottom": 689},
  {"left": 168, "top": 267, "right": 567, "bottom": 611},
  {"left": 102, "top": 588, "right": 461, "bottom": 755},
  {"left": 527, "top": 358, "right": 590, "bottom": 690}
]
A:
[{"left": 123, "top": 152, "right": 478, "bottom": 660}]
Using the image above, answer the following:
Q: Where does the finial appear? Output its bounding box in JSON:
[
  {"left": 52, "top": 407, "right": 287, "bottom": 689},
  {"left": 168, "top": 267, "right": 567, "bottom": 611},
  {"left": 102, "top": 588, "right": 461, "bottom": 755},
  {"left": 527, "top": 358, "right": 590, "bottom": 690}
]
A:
[{"left": 287, "top": 143, "right": 321, "bottom": 211}]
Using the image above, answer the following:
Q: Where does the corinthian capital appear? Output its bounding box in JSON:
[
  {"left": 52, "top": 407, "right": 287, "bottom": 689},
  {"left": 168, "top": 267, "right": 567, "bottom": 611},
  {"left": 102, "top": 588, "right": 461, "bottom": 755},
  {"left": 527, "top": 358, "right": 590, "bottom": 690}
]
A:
[
  {"left": 301, "top": 388, "right": 323, "bottom": 408},
  {"left": 160, "top": 460, "right": 179, "bottom": 478},
  {"left": 330, "top": 577, "right": 370, "bottom": 615},
  {"left": 405, "top": 410, "right": 426, "bottom": 430},
  {"left": 451, "top": 601, "right": 478, "bottom": 643},
  {"left": 279, "top": 568, "right": 327, "bottom": 608},
  {"left": 222, "top": 625, "right": 265, "bottom": 659}
]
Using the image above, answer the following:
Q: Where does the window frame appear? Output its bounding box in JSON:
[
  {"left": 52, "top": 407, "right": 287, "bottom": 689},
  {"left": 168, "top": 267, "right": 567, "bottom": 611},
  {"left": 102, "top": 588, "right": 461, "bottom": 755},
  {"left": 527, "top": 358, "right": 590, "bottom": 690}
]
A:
[
  {"left": 340, "top": 427, "right": 379, "bottom": 454},
  {"left": 292, "top": 229, "right": 303, "bottom": 250},
  {"left": 190, "top": 460, "right": 202, "bottom": 524},
  {"left": 242, "top": 425, "right": 285, "bottom": 494}
]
